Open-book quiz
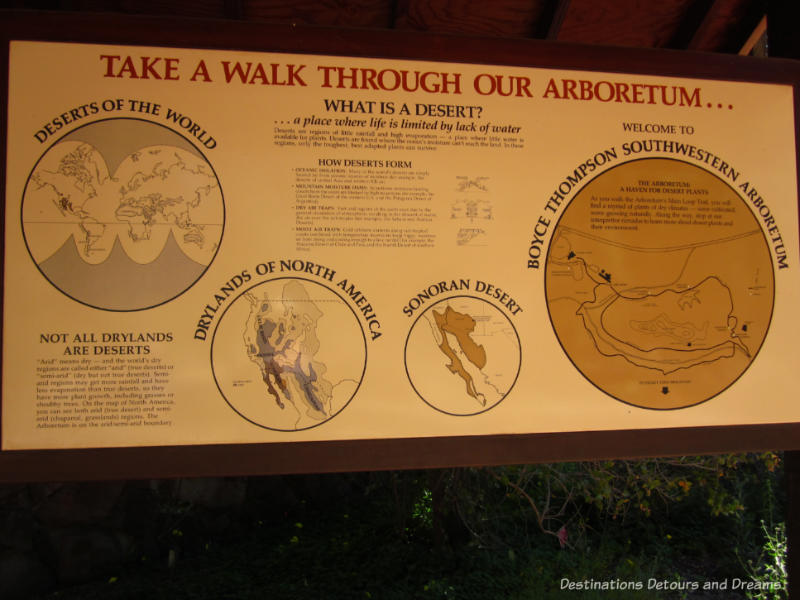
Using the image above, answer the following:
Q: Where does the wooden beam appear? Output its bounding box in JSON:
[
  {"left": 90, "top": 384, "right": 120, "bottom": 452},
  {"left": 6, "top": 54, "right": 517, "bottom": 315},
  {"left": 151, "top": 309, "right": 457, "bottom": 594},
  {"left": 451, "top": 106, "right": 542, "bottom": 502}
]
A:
[
  {"left": 738, "top": 14, "right": 766, "bottom": 55},
  {"left": 224, "top": 0, "right": 245, "bottom": 20},
  {"left": 687, "top": 0, "right": 734, "bottom": 51},
  {"left": 555, "top": 0, "right": 697, "bottom": 49},
  {"left": 243, "top": 0, "right": 394, "bottom": 28},
  {"left": 545, "top": 0, "right": 571, "bottom": 40},
  {"left": 393, "top": 0, "right": 546, "bottom": 38}
]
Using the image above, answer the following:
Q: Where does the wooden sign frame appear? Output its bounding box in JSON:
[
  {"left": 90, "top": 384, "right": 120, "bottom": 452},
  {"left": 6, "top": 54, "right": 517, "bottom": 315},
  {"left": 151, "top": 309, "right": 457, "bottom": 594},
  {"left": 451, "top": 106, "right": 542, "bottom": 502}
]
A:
[{"left": 1, "top": 10, "right": 799, "bottom": 482}]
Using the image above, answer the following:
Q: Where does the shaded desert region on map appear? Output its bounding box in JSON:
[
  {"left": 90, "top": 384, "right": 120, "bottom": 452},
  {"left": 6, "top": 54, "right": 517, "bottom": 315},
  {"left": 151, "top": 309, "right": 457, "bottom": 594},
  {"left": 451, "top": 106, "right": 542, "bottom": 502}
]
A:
[
  {"left": 21, "top": 118, "right": 224, "bottom": 311},
  {"left": 432, "top": 305, "right": 488, "bottom": 404},
  {"left": 405, "top": 296, "right": 521, "bottom": 416},
  {"left": 211, "top": 278, "right": 366, "bottom": 431},
  {"left": 545, "top": 158, "right": 774, "bottom": 409}
]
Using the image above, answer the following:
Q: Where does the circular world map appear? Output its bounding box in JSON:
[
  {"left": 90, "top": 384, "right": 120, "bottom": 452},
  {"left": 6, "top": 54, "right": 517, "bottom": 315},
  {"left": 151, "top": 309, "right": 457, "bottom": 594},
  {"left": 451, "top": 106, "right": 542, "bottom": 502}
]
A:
[
  {"left": 211, "top": 278, "right": 367, "bottom": 431},
  {"left": 21, "top": 118, "right": 224, "bottom": 311},
  {"left": 545, "top": 158, "right": 774, "bottom": 409},
  {"left": 404, "top": 296, "right": 521, "bottom": 416}
]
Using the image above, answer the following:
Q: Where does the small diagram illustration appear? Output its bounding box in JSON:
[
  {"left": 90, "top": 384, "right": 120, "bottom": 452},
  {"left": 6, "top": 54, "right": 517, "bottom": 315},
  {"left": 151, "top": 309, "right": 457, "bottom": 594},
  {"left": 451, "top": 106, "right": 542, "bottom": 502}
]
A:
[
  {"left": 545, "top": 158, "right": 774, "bottom": 409},
  {"left": 211, "top": 278, "right": 367, "bottom": 431},
  {"left": 21, "top": 118, "right": 224, "bottom": 311},
  {"left": 452, "top": 175, "right": 492, "bottom": 246},
  {"left": 404, "top": 295, "right": 521, "bottom": 416}
]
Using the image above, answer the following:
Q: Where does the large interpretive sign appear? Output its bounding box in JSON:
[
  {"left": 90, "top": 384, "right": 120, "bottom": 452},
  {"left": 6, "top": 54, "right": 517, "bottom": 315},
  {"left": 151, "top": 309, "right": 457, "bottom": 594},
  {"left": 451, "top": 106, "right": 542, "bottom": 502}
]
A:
[{"left": 1, "top": 14, "right": 799, "bottom": 478}]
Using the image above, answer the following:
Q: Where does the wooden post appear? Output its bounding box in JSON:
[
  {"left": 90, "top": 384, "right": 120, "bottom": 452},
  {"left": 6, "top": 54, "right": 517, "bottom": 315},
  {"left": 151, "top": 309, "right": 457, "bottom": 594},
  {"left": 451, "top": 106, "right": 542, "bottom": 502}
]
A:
[
  {"left": 767, "top": 3, "right": 800, "bottom": 597},
  {"left": 787, "top": 452, "right": 799, "bottom": 600}
]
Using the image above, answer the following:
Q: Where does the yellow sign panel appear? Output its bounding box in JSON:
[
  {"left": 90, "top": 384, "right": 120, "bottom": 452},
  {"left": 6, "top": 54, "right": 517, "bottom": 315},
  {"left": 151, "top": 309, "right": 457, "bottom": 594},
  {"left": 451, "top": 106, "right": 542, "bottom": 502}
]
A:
[{"left": 3, "top": 41, "right": 798, "bottom": 450}]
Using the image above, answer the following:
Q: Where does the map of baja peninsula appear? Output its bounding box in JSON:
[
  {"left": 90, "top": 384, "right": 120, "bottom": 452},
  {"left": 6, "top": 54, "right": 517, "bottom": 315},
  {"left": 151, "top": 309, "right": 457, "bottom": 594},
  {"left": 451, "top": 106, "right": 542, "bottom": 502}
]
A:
[
  {"left": 432, "top": 306, "right": 489, "bottom": 404},
  {"left": 21, "top": 118, "right": 224, "bottom": 311},
  {"left": 405, "top": 296, "right": 521, "bottom": 416},
  {"left": 211, "top": 279, "right": 366, "bottom": 431},
  {"left": 545, "top": 158, "right": 774, "bottom": 409}
]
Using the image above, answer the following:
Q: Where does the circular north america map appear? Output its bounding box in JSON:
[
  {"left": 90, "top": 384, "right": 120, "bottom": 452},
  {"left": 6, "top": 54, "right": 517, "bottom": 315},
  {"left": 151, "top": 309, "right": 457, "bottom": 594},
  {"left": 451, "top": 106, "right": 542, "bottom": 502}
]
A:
[
  {"left": 211, "top": 278, "right": 367, "bottom": 431},
  {"left": 545, "top": 158, "right": 774, "bottom": 409},
  {"left": 21, "top": 118, "right": 224, "bottom": 311},
  {"left": 405, "top": 296, "right": 521, "bottom": 416}
]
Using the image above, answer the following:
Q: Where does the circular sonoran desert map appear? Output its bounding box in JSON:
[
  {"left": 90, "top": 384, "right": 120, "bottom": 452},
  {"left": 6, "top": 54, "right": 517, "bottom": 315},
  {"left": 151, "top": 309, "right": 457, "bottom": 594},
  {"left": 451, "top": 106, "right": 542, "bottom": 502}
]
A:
[
  {"left": 545, "top": 158, "right": 774, "bottom": 410},
  {"left": 211, "top": 278, "right": 367, "bottom": 431},
  {"left": 21, "top": 118, "right": 224, "bottom": 311},
  {"left": 404, "top": 296, "right": 521, "bottom": 416}
]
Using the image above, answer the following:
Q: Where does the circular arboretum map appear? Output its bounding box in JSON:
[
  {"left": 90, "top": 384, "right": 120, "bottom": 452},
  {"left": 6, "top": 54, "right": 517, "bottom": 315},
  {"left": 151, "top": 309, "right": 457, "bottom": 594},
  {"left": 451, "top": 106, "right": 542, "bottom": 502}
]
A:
[
  {"left": 21, "top": 118, "right": 224, "bottom": 311},
  {"left": 404, "top": 296, "right": 521, "bottom": 416},
  {"left": 211, "top": 278, "right": 367, "bottom": 431},
  {"left": 545, "top": 158, "right": 774, "bottom": 410}
]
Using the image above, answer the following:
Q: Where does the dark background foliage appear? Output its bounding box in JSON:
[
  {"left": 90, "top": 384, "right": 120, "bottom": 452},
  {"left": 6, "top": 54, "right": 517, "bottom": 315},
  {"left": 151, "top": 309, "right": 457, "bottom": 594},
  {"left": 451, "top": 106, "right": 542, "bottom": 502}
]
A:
[{"left": 0, "top": 453, "right": 786, "bottom": 598}]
